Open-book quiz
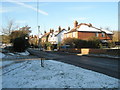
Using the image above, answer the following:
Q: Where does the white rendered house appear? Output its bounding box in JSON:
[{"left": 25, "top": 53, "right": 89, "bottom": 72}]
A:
[{"left": 48, "top": 29, "right": 67, "bottom": 44}]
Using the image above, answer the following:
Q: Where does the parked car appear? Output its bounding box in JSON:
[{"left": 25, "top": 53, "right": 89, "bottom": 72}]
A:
[{"left": 60, "top": 45, "right": 70, "bottom": 49}]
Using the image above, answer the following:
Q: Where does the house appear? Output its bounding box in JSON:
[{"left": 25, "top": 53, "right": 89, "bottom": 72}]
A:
[
  {"left": 29, "top": 35, "right": 39, "bottom": 46},
  {"left": 55, "top": 29, "right": 67, "bottom": 44},
  {"left": 41, "top": 31, "right": 50, "bottom": 43},
  {"left": 48, "top": 27, "right": 67, "bottom": 44},
  {"left": 48, "top": 29, "right": 58, "bottom": 44},
  {"left": 64, "top": 21, "right": 113, "bottom": 42}
]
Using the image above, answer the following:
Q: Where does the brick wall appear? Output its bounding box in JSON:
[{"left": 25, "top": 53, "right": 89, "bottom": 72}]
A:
[
  {"left": 78, "top": 32, "right": 113, "bottom": 40},
  {"left": 64, "top": 31, "right": 112, "bottom": 41},
  {"left": 60, "top": 48, "right": 81, "bottom": 53},
  {"left": 59, "top": 48, "right": 119, "bottom": 56},
  {"left": 98, "top": 33, "right": 112, "bottom": 40},
  {"left": 78, "top": 32, "right": 95, "bottom": 40},
  {"left": 81, "top": 48, "right": 119, "bottom": 56}
]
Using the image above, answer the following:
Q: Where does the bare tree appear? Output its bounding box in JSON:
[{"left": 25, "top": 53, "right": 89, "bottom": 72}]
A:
[{"left": 2, "top": 19, "right": 19, "bottom": 35}]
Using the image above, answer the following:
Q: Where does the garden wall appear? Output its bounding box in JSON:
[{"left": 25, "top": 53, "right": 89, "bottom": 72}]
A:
[
  {"left": 59, "top": 48, "right": 81, "bottom": 53},
  {"left": 59, "top": 48, "right": 119, "bottom": 56}
]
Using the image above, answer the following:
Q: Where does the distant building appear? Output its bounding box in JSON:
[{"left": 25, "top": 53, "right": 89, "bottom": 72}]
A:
[
  {"left": 41, "top": 31, "right": 50, "bottom": 43},
  {"left": 48, "top": 29, "right": 58, "bottom": 44},
  {"left": 29, "top": 35, "right": 39, "bottom": 46},
  {"left": 48, "top": 27, "right": 67, "bottom": 44},
  {"left": 64, "top": 21, "right": 113, "bottom": 42}
]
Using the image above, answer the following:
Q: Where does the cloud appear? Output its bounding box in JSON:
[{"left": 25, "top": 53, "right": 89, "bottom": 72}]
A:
[{"left": 5, "top": 0, "right": 48, "bottom": 15}]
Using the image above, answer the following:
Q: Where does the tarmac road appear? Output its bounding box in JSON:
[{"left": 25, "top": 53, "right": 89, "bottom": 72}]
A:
[{"left": 28, "top": 49, "right": 119, "bottom": 79}]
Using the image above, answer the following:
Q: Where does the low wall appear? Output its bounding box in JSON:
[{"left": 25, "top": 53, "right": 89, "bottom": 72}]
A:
[
  {"left": 59, "top": 48, "right": 81, "bottom": 53},
  {"left": 59, "top": 48, "right": 119, "bottom": 56},
  {"left": 81, "top": 48, "right": 107, "bottom": 55},
  {"left": 81, "top": 48, "right": 119, "bottom": 56}
]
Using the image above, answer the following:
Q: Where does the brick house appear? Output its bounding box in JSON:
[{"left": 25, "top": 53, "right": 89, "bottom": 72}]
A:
[
  {"left": 41, "top": 31, "right": 50, "bottom": 43},
  {"left": 64, "top": 21, "right": 113, "bottom": 42}
]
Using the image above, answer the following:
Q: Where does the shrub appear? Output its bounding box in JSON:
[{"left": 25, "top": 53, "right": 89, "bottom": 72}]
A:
[
  {"left": 63, "top": 38, "right": 78, "bottom": 48},
  {"left": 63, "top": 37, "right": 102, "bottom": 49},
  {"left": 107, "top": 42, "right": 116, "bottom": 48},
  {"left": 41, "top": 42, "right": 52, "bottom": 50},
  {"left": 13, "top": 37, "right": 30, "bottom": 52}
]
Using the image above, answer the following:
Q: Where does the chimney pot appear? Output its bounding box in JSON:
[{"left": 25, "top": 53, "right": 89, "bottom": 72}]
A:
[{"left": 74, "top": 20, "right": 78, "bottom": 28}]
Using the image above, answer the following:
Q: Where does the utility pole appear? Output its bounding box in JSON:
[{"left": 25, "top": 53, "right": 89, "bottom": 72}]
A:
[
  {"left": 38, "top": 25, "right": 40, "bottom": 50},
  {"left": 37, "top": 0, "right": 40, "bottom": 50}
]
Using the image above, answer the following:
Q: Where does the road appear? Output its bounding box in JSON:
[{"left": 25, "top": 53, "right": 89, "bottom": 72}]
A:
[{"left": 28, "top": 49, "right": 119, "bottom": 79}]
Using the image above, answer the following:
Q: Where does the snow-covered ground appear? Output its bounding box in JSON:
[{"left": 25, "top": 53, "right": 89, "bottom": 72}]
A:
[
  {"left": 18, "top": 51, "right": 30, "bottom": 56},
  {"left": 0, "top": 52, "right": 5, "bottom": 59},
  {"left": 1, "top": 51, "right": 31, "bottom": 60},
  {"left": 1, "top": 59, "right": 119, "bottom": 88}
]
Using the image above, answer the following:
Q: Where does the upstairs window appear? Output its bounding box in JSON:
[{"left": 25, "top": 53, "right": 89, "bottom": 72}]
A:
[
  {"left": 73, "top": 32, "right": 76, "bottom": 37},
  {"left": 95, "top": 33, "right": 99, "bottom": 37},
  {"left": 102, "top": 32, "right": 105, "bottom": 37}
]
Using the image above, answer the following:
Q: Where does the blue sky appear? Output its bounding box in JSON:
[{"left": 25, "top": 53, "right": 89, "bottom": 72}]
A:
[{"left": 0, "top": 1, "right": 118, "bottom": 35}]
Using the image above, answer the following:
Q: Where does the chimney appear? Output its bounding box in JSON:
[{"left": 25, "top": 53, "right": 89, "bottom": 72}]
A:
[
  {"left": 50, "top": 29, "right": 52, "bottom": 33},
  {"left": 68, "top": 26, "right": 70, "bottom": 31},
  {"left": 88, "top": 23, "right": 92, "bottom": 27},
  {"left": 74, "top": 20, "right": 78, "bottom": 28},
  {"left": 44, "top": 31, "right": 46, "bottom": 34},
  {"left": 50, "top": 29, "right": 54, "bottom": 33},
  {"left": 58, "top": 26, "right": 61, "bottom": 32},
  {"left": 51, "top": 29, "right": 54, "bottom": 33}
]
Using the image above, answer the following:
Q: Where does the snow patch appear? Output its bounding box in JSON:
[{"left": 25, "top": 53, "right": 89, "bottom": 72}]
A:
[
  {"left": 0, "top": 52, "right": 5, "bottom": 59},
  {"left": 1, "top": 60, "right": 119, "bottom": 88},
  {"left": 8, "top": 53, "right": 15, "bottom": 56},
  {"left": 18, "top": 51, "right": 30, "bottom": 56}
]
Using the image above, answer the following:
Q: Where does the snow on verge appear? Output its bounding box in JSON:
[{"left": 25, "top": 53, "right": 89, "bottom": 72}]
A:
[
  {"left": 2, "top": 60, "right": 119, "bottom": 88},
  {"left": 18, "top": 51, "right": 30, "bottom": 56},
  {"left": 0, "top": 52, "right": 5, "bottom": 59}
]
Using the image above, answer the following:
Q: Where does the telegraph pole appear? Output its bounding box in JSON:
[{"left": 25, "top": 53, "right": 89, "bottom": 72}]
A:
[
  {"left": 38, "top": 25, "right": 40, "bottom": 50},
  {"left": 37, "top": 0, "right": 40, "bottom": 50}
]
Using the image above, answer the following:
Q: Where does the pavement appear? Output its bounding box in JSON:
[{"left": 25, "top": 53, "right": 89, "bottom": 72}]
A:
[
  {"left": 28, "top": 48, "right": 120, "bottom": 79},
  {"left": 79, "top": 54, "right": 120, "bottom": 59}
]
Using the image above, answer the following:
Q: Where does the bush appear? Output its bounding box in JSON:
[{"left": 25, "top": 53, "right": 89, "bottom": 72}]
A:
[
  {"left": 63, "top": 37, "right": 102, "bottom": 49},
  {"left": 13, "top": 37, "right": 30, "bottom": 52},
  {"left": 107, "top": 42, "right": 116, "bottom": 48},
  {"left": 63, "top": 38, "right": 78, "bottom": 48},
  {"left": 41, "top": 42, "right": 52, "bottom": 50}
]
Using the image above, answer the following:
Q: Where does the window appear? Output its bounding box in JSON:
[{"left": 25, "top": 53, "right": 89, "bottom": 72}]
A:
[
  {"left": 95, "top": 33, "right": 99, "bottom": 37},
  {"left": 102, "top": 32, "right": 105, "bottom": 37},
  {"left": 73, "top": 32, "right": 76, "bottom": 37}
]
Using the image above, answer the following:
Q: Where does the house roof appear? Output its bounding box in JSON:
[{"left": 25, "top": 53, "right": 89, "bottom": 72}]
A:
[
  {"left": 77, "top": 25, "right": 101, "bottom": 32},
  {"left": 66, "top": 23, "right": 113, "bottom": 34},
  {"left": 41, "top": 32, "right": 50, "bottom": 38},
  {"left": 55, "top": 29, "right": 67, "bottom": 36},
  {"left": 101, "top": 29, "right": 113, "bottom": 34},
  {"left": 54, "top": 31, "right": 59, "bottom": 35},
  {"left": 66, "top": 28, "right": 77, "bottom": 33}
]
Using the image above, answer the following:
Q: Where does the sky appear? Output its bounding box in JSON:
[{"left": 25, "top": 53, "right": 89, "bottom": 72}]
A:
[{"left": 0, "top": 0, "right": 118, "bottom": 35}]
